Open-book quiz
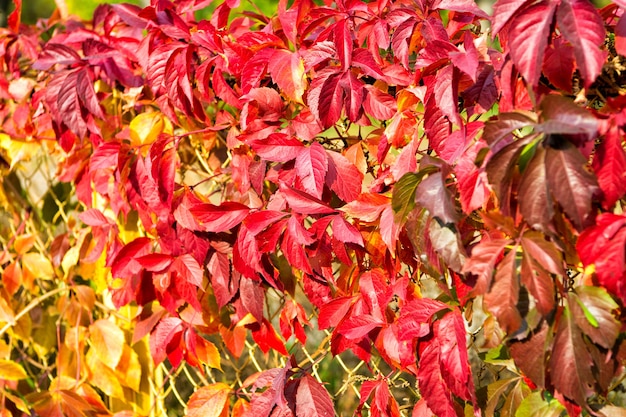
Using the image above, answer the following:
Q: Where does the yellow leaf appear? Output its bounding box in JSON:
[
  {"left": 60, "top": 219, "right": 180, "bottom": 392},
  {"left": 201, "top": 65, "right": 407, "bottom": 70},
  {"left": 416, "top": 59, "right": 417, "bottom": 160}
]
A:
[
  {"left": 61, "top": 245, "right": 80, "bottom": 279},
  {"left": 0, "top": 133, "right": 40, "bottom": 168},
  {"left": 86, "top": 348, "right": 125, "bottom": 399},
  {"left": 115, "top": 344, "right": 142, "bottom": 392},
  {"left": 89, "top": 319, "right": 125, "bottom": 369},
  {"left": 21, "top": 252, "right": 55, "bottom": 282},
  {"left": 129, "top": 112, "right": 173, "bottom": 148},
  {"left": 0, "top": 359, "right": 27, "bottom": 380},
  {"left": 185, "top": 383, "right": 230, "bottom": 417}
]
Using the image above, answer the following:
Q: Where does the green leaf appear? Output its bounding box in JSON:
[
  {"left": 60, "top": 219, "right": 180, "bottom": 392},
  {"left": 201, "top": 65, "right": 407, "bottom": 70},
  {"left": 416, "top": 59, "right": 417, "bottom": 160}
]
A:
[
  {"left": 570, "top": 286, "right": 620, "bottom": 349},
  {"left": 515, "top": 391, "right": 566, "bottom": 417},
  {"left": 391, "top": 172, "right": 420, "bottom": 222}
]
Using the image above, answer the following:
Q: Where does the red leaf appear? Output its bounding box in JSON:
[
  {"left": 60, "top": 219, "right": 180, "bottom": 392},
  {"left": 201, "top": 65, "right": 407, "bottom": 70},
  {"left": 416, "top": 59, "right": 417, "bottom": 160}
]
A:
[
  {"left": 449, "top": 33, "right": 479, "bottom": 81},
  {"left": 269, "top": 49, "right": 307, "bottom": 103},
  {"left": 150, "top": 317, "right": 184, "bottom": 366},
  {"left": 296, "top": 142, "right": 328, "bottom": 199},
  {"left": 295, "top": 375, "right": 335, "bottom": 417},
  {"left": 397, "top": 298, "right": 448, "bottom": 341},
  {"left": 556, "top": 0, "right": 606, "bottom": 89},
  {"left": 7, "top": 0, "right": 21, "bottom": 32},
  {"left": 308, "top": 68, "right": 344, "bottom": 129},
  {"left": 244, "top": 210, "right": 289, "bottom": 235},
  {"left": 340, "top": 71, "right": 365, "bottom": 123},
  {"left": 436, "top": 311, "right": 475, "bottom": 401},
  {"left": 250, "top": 133, "right": 304, "bottom": 162},
  {"left": 509, "top": 322, "right": 549, "bottom": 389},
  {"left": 240, "top": 276, "right": 265, "bottom": 323},
  {"left": 538, "top": 95, "right": 597, "bottom": 140},
  {"left": 462, "top": 66, "right": 498, "bottom": 112},
  {"left": 415, "top": 172, "right": 459, "bottom": 224},
  {"left": 549, "top": 305, "right": 595, "bottom": 406},
  {"left": 615, "top": 14, "right": 626, "bottom": 57},
  {"left": 484, "top": 250, "right": 522, "bottom": 334},
  {"left": 352, "top": 48, "right": 386, "bottom": 79},
  {"left": 462, "top": 238, "right": 510, "bottom": 295},
  {"left": 432, "top": 66, "right": 460, "bottom": 127},
  {"left": 543, "top": 37, "right": 575, "bottom": 92},
  {"left": 111, "top": 237, "right": 153, "bottom": 278},
  {"left": 326, "top": 150, "right": 363, "bottom": 202},
  {"left": 334, "top": 19, "right": 352, "bottom": 69},
  {"left": 137, "top": 253, "right": 173, "bottom": 272},
  {"left": 57, "top": 67, "right": 104, "bottom": 138},
  {"left": 455, "top": 141, "right": 490, "bottom": 213},
  {"left": 518, "top": 146, "right": 553, "bottom": 231},
  {"left": 577, "top": 214, "right": 626, "bottom": 304},
  {"left": 593, "top": 124, "right": 626, "bottom": 210},
  {"left": 79, "top": 209, "right": 114, "bottom": 227},
  {"left": 491, "top": 0, "right": 533, "bottom": 35},
  {"left": 508, "top": 1, "right": 557, "bottom": 88},
  {"left": 340, "top": 193, "right": 389, "bottom": 222},
  {"left": 417, "top": 335, "right": 457, "bottom": 417},
  {"left": 234, "top": 224, "right": 262, "bottom": 279},
  {"left": 281, "top": 185, "right": 336, "bottom": 215},
  {"left": 189, "top": 202, "right": 250, "bottom": 233},
  {"left": 337, "top": 314, "right": 384, "bottom": 340},
  {"left": 363, "top": 85, "right": 397, "bottom": 120},
  {"left": 172, "top": 254, "right": 203, "bottom": 287},
  {"left": 34, "top": 44, "right": 81, "bottom": 71},
  {"left": 331, "top": 215, "right": 364, "bottom": 246},
  {"left": 431, "top": 0, "right": 489, "bottom": 18},
  {"left": 281, "top": 223, "right": 313, "bottom": 274},
  {"left": 545, "top": 141, "right": 599, "bottom": 231},
  {"left": 251, "top": 318, "right": 288, "bottom": 355},
  {"left": 318, "top": 296, "right": 354, "bottom": 330},
  {"left": 208, "top": 250, "right": 238, "bottom": 308}
]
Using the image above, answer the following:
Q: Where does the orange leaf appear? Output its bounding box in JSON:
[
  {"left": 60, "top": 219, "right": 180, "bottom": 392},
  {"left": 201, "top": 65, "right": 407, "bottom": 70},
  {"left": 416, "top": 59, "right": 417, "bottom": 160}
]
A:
[
  {"left": 185, "top": 383, "right": 230, "bottom": 417},
  {"left": 13, "top": 234, "right": 36, "bottom": 255},
  {"left": 89, "top": 319, "right": 125, "bottom": 369},
  {"left": 2, "top": 261, "right": 22, "bottom": 296}
]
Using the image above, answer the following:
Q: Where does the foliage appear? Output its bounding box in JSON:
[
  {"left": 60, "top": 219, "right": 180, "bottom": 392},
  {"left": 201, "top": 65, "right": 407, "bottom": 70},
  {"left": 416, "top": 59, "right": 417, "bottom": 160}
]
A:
[{"left": 1, "top": 0, "right": 626, "bottom": 416}]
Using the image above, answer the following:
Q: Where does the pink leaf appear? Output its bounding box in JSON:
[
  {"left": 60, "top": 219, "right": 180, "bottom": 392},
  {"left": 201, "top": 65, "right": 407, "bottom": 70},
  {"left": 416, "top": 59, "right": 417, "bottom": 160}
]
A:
[{"left": 295, "top": 375, "right": 335, "bottom": 417}]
